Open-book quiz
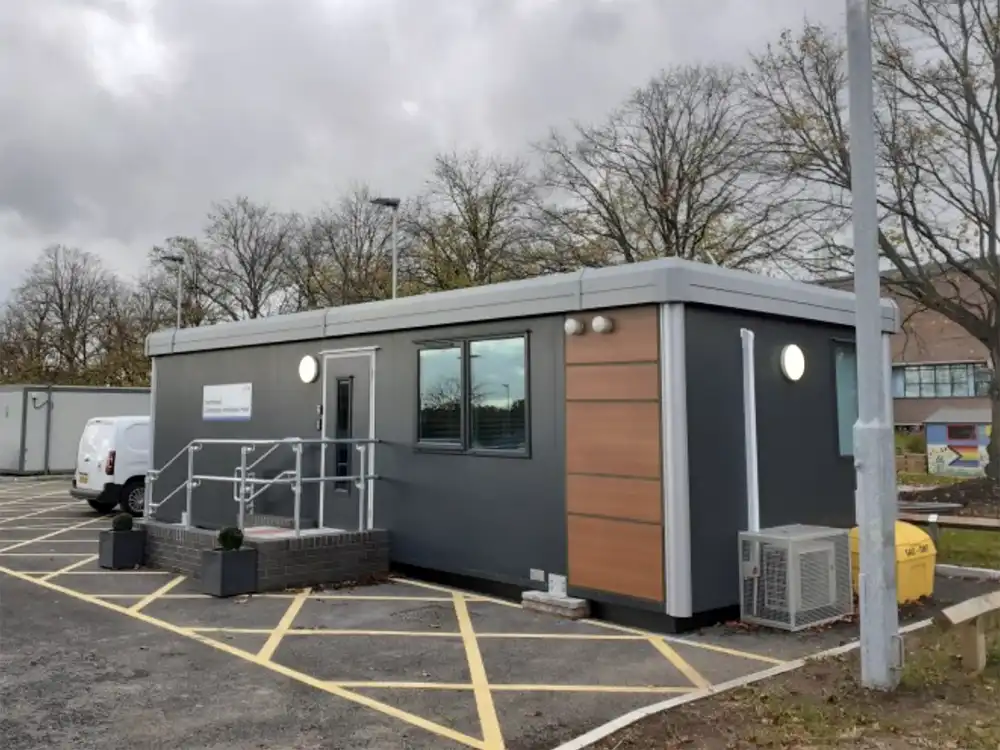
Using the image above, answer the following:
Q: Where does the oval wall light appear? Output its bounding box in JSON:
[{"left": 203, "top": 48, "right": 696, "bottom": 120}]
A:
[
  {"left": 564, "top": 318, "right": 585, "bottom": 336},
  {"left": 298, "top": 354, "right": 319, "bottom": 384},
  {"left": 780, "top": 344, "right": 806, "bottom": 382},
  {"left": 591, "top": 315, "right": 614, "bottom": 334}
]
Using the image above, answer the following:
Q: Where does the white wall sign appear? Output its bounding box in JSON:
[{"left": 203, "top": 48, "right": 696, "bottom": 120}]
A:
[{"left": 202, "top": 383, "right": 253, "bottom": 422}]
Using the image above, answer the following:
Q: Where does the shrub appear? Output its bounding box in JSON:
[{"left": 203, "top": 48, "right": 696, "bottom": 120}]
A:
[
  {"left": 903, "top": 432, "right": 927, "bottom": 454},
  {"left": 217, "top": 526, "right": 244, "bottom": 551},
  {"left": 111, "top": 513, "right": 134, "bottom": 532}
]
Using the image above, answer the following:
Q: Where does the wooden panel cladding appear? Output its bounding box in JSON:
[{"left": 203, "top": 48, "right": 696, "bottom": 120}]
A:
[
  {"left": 566, "top": 401, "right": 661, "bottom": 479},
  {"left": 565, "top": 306, "right": 660, "bottom": 365},
  {"left": 567, "top": 474, "right": 662, "bottom": 524},
  {"left": 565, "top": 362, "right": 659, "bottom": 402},
  {"left": 567, "top": 515, "right": 664, "bottom": 601},
  {"left": 565, "top": 304, "right": 664, "bottom": 603}
]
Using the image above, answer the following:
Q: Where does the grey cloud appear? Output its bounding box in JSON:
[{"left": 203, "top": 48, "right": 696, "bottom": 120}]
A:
[{"left": 0, "top": 0, "right": 843, "bottom": 299}]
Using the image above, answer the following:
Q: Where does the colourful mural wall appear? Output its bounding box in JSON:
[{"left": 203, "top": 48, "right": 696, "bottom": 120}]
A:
[{"left": 926, "top": 423, "right": 991, "bottom": 476}]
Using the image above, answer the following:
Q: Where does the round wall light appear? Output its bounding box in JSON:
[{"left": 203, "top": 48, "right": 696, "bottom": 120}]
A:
[
  {"left": 298, "top": 354, "right": 319, "bottom": 384},
  {"left": 591, "top": 315, "right": 614, "bottom": 334},
  {"left": 780, "top": 344, "right": 806, "bottom": 382},
  {"left": 564, "top": 318, "right": 585, "bottom": 336}
]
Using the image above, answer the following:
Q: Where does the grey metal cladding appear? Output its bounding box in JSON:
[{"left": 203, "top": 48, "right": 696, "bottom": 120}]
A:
[{"left": 146, "top": 258, "right": 900, "bottom": 357}]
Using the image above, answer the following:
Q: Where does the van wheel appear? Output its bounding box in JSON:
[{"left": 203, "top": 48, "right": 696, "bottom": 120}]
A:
[
  {"left": 87, "top": 498, "right": 117, "bottom": 514},
  {"left": 120, "top": 480, "right": 146, "bottom": 517}
]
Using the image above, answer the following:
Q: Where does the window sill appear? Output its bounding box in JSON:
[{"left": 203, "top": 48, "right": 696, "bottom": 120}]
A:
[{"left": 413, "top": 443, "right": 531, "bottom": 459}]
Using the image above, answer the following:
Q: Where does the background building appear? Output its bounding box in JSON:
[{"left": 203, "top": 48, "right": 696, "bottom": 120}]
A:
[{"left": 827, "top": 271, "right": 991, "bottom": 428}]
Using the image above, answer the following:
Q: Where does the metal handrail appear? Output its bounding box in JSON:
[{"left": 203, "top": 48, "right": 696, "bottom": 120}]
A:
[{"left": 146, "top": 436, "right": 379, "bottom": 536}]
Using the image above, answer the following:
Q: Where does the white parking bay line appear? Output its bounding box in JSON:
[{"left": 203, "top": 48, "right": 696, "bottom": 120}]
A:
[
  {"left": 0, "top": 502, "right": 80, "bottom": 525},
  {"left": 0, "top": 518, "right": 106, "bottom": 553}
]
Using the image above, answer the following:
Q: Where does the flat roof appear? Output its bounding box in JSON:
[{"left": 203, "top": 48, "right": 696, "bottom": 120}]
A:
[
  {"left": 0, "top": 385, "right": 151, "bottom": 393},
  {"left": 924, "top": 406, "right": 991, "bottom": 424},
  {"left": 146, "top": 257, "right": 899, "bottom": 357}
]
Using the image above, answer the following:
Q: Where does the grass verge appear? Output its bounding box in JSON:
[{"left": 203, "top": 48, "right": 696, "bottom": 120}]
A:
[
  {"left": 897, "top": 471, "right": 966, "bottom": 488},
  {"left": 937, "top": 528, "right": 1000, "bottom": 570},
  {"left": 593, "top": 626, "right": 1000, "bottom": 749}
]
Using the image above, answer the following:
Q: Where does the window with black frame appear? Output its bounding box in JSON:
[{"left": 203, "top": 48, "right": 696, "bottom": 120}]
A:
[
  {"left": 417, "top": 345, "right": 463, "bottom": 445},
  {"left": 416, "top": 335, "right": 528, "bottom": 453},
  {"left": 469, "top": 337, "right": 527, "bottom": 451}
]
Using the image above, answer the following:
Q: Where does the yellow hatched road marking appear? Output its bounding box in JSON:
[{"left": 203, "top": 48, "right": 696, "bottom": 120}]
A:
[
  {"left": 324, "top": 681, "right": 692, "bottom": 694},
  {"left": 40, "top": 555, "right": 99, "bottom": 581},
  {"left": 258, "top": 588, "right": 311, "bottom": 661},
  {"left": 453, "top": 592, "right": 505, "bottom": 750},
  {"left": 648, "top": 637, "right": 710, "bottom": 689},
  {"left": 193, "top": 627, "right": 458, "bottom": 637},
  {"left": 131, "top": 575, "right": 187, "bottom": 613},
  {"left": 395, "top": 576, "right": 786, "bottom": 667},
  {"left": 580, "top": 618, "right": 787, "bottom": 666},
  {"left": 0, "top": 566, "right": 486, "bottom": 749}
]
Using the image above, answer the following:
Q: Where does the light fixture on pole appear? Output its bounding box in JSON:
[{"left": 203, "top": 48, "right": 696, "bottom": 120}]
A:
[
  {"left": 845, "top": 0, "right": 900, "bottom": 691},
  {"left": 370, "top": 196, "right": 401, "bottom": 299},
  {"left": 161, "top": 253, "right": 185, "bottom": 330}
]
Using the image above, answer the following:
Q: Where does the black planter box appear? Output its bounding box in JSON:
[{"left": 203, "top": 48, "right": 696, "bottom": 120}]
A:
[
  {"left": 98, "top": 529, "right": 146, "bottom": 570},
  {"left": 201, "top": 548, "right": 258, "bottom": 597}
]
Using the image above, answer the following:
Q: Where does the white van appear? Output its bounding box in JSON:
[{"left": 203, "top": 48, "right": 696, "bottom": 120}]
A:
[{"left": 70, "top": 416, "right": 150, "bottom": 516}]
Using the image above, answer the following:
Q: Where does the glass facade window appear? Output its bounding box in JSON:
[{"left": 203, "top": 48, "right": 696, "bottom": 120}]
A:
[{"left": 892, "top": 362, "right": 991, "bottom": 399}]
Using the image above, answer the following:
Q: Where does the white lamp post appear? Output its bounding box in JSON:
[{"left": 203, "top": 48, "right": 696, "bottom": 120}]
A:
[
  {"left": 370, "top": 196, "right": 401, "bottom": 299},
  {"left": 845, "top": 0, "right": 901, "bottom": 691}
]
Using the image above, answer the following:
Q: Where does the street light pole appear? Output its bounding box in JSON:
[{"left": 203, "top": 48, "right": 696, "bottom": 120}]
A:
[
  {"left": 371, "top": 196, "right": 401, "bottom": 299},
  {"left": 391, "top": 207, "right": 399, "bottom": 300},
  {"left": 162, "top": 254, "right": 185, "bottom": 330},
  {"left": 845, "top": 0, "right": 900, "bottom": 690}
]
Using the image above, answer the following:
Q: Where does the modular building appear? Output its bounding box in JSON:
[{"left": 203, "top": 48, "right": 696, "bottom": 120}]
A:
[
  {"left": 0, "top": 385, "right": 151, "bottom": 474},
  {"left": 145, "top": 259, "right": 898, "bottom": 631}
]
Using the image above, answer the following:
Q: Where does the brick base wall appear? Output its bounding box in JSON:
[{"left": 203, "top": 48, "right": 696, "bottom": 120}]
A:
[
  {"left": 142, "top": 522, "right": 217, "bottom": 577},
  {"left": 140, "top": 521, "right": 389, "bottom": 592}
]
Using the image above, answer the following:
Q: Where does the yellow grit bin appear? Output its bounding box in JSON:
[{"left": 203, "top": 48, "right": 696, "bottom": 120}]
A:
[{"left": 849, "top": 521, "right": 936, "bottom": 604}]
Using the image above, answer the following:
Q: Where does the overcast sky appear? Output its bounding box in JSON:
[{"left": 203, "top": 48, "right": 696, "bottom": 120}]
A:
[{"left": 0, "top": 0, "right": 843, "bottom": 302}]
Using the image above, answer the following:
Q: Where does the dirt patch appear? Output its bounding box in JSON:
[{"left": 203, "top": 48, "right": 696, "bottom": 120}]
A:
[
  {"left": 592, "top": 626, "right": 1000, "bottom": 750},
  {"left": 697, "top": 576, "right": 998, "bottom": 655},
  {"left": 899, "top": 477, "right": 1000, "bottom": 518}
]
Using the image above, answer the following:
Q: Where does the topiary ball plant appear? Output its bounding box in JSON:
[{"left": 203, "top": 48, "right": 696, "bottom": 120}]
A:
[
  {"left": 111, "top": 513, "right": 134, "bottom": 532},
  {"left": 217, "top": 527, "right": 244, "bottom": 552}
]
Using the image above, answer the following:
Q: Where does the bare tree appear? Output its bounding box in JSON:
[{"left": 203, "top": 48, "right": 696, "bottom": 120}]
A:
[
  {"left": 284, "top": 186, "right": 398, "bottom": 310},
  {"left": 537, "top": 65, "right": 806, "bottom": 272},
  {"left": 408, "top": 150, "right": 541, "bottom": 291},
  {"left": 747, "top": 0, "right": 1000, "bottom": 476},
  {"left": 199, "top": 196, "right": 298, "bottom": 320},
  {"left": 7, "top": 246, "right": 115, "bottom": 383},
  {"left": 148, "top": 236, "right": 225, "bottom": 328},
  {"left": 90, "top": 275, "right": 164, "bottom": 387},
  {"left": 0, "top": 296, "right": 52, "bottom": 383}
]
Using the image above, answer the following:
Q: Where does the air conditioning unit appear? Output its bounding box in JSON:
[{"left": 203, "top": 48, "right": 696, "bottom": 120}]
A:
[{"left": 739, "top": 524, "right": 853, "bottom": 632}]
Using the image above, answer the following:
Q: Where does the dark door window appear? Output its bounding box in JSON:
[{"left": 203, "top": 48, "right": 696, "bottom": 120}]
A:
[{"left": 334, "top": 377, "right": 353, "bottom": 491}]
